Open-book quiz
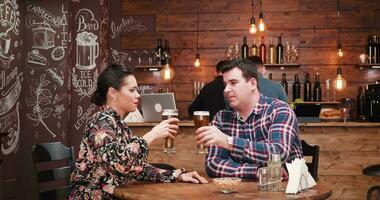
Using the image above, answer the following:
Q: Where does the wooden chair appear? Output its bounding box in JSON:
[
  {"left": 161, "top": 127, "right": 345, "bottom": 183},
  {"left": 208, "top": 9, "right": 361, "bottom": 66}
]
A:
[
  {"left": 301, "top": 140, "right": 319, "bottom": 181},
  {"left": 31, "top": 142, "right": 75, "bottom": 200},
  {"left": 363, "top": 164, "right": 380, "bottom": 200}
]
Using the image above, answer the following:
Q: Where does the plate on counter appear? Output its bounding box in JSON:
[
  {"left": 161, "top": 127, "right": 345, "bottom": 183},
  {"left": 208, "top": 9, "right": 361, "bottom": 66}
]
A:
[{"left": 319, "top": 108, "right": 343, "bottom": 122}]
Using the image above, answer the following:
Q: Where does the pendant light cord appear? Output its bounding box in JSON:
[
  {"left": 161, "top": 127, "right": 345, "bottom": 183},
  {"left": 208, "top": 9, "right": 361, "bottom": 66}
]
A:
[
  {"left": 196, "top": 0, "right": 199, "bottom": 52},
  {"left": 251, "top": 0, "right": 254, "bottom": 16}
]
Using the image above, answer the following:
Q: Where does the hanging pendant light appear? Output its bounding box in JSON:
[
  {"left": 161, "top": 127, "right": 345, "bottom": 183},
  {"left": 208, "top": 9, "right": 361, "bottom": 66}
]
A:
[
  {"left": 336, "top": 0, "right": 343, "bottom": 58},
  {"left": 337, "top": 43, "right": 343, "bottom": 57},
  {"left": 258, "top": 0, "right": 265, "bottom": 32},
  {"left": 249, "top": 0, "right": 257, "bottom": 34},
  {"left": 160, "top": 0, "right": 175, "bottom": 80},
  {"left": 160, "top": 57, "right": 175, "bottom": 81},
  {"left": 194, "top": 53, "right": 200, "bottom": 67},
  {"left": 333, "top": 67, "right": 347, "bottom": 90},
  {"left": 194, "top": 0, "right": 201, "bottom": 67},
  {"left": 333, "top": 0, "right": 346, "bottom": 91}
]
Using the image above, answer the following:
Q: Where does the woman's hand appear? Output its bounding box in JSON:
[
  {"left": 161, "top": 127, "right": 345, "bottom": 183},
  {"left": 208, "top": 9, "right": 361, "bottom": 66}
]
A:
[
  {"left": 143, "top": 118, "right": 179, "bottom": 145},
  {"left": 178, "top": 171, "right": 208, "bottom": 184}
]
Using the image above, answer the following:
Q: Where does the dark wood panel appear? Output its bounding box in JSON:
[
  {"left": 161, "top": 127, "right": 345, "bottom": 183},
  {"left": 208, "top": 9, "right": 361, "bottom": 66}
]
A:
[
  {"left": 123, "top": 0, "right": 300, "bottom": 15},
  {"left": 300, "top": 0, "right": 380, "bottom": 11},
  {"left": 155, "top": 11, "right": 375, "bottom": 32}
]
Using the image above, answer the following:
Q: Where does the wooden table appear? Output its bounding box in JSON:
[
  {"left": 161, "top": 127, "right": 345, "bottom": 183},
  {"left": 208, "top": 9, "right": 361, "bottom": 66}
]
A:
[{"left": 114, "top": 180, "right": 332, "bottom": 200}]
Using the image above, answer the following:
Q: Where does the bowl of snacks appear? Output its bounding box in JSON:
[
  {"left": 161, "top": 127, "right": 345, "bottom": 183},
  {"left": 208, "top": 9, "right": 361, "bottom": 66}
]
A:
[{"left": 213, "top": 177, "right": 241, "bottom": 193}]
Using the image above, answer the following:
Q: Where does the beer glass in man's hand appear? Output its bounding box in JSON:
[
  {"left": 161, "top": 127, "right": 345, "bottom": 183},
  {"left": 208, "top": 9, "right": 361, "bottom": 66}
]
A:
[
  {"left": 162, "top": 109, "right": 178, "bottom": 153},
  {"left": 193, "top": 111, "right": 210, "bottom": 154}
]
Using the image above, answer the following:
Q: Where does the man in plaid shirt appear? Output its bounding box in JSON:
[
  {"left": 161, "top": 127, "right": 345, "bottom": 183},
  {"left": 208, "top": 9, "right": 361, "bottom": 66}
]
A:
[{"left": 196, "top": 59, "right": 303, "bottom": 179}]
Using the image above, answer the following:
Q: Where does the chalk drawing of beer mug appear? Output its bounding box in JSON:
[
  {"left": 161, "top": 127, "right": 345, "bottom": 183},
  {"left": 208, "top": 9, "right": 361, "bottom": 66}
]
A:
[{"left": 75, "top": 31, "right": 99, "bottom": 70}]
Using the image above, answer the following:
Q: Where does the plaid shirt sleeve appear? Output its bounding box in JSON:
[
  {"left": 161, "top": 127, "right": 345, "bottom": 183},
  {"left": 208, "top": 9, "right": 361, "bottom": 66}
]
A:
[
  {"left": 206, "top": 103, "right": 302, "bottom": 179},
  {"left": 230, "top": 104, "right": 301, "bottom": 165},
  {"left": 205, "top": 111, "right": 259, "bottom": 179}
]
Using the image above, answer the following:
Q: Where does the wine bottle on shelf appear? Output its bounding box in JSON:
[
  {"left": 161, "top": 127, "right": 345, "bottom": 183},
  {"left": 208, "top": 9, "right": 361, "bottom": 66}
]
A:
[
  {"left": 161, "top": 39, "right": 170, "bottom": 65},
  {"left": 156, "top": 39, "right": 163, "bottom": 64},
  {"left": 276, "top": 36, "right": 283, "bottom": 64},
  {"left": 241, "top": 36, "right": 249, "bottom": 58},
  {"left": 303, "top": 73, "right": 312, "bottom": 101},
  {"left": 292, "top": 74, "right": 301, "bottom": 101},
  {"left": 268, "top": 73, "right": 273, "bottom": 80},
  {"left": 325, "top": 79, "right": 335, "bottom": 102},
  {"left": 251, "top": 38, "right": 258, "bottom": 56},
  {"left": 313, "top": 73, "right": 322, "bottom": 102},
  {"left": 357, "top": 86, "right": 366, "bottom": 120},
  {"left": 280, "top": 73, "right": 288, "bottom": 95},
  {"left": 373, "top": 35, "right": 378, "bottom": 64},
  {"left": 368, "top": 36, "right": 374, "bottom": 64},
  {"left": 260, "top": 36, "right": 266, "bottom": 63},
  {"left": 268, "top": 38, "right": 275, "bottom": 64},
  {"left": 377, "top": 35, "right": 380, "bottom": 64}
]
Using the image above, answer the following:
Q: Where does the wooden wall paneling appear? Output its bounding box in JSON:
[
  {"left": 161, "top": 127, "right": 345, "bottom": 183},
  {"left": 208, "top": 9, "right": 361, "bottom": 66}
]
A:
[{"left": 153, "top": 11, "right": 375, "bottom": 32}]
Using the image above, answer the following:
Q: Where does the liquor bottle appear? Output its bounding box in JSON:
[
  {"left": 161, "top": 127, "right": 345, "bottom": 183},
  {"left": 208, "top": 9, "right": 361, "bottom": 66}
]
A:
[
  {"left": 268, "top": 38, "right": 275, "bottom": 64},
  {"left": 155, "top": 39, "right": 163, "bottom": 64},
  {"left": 303, "top": 73, "right": 312, "bottom": 101},
  {"left": 161, "top": 39, "right": 170, "bottom": 65},
  {"left": 377, "top": 35, "right": 380, "bottom": 64},
  {"left": 292, "top": 74, "right": 301, "bottom": 101},
  {"left": 368, "top": 36, "right": 374, "bottom": 64},
  {"left": 325, "top": 79, "right": 335, "bottom": 101},
  {"left": 313, "top": 73, "right": 322, "bottom": 102},
  {"left": 280, "top": 73, "right": 288, "bottom": 95},
  {"left": 251, "top": 38, "right": 258, "bottom": 56},
  {"left": 268, "top": 73, "right": 273, "bottom": 80},
  {"left": 357, "top": 86, "right": 366, "bottom": 120},
  {"left": 373, "top": 35, "right": 378, "bottom": 64},
  {"left": 276, "top": 36, "right": 283, "bottom": 64},
  {"left": 241, "top": 36, "right": 249, "bottom": 58},
  {"left": 259, "top": 36, "right": 266, "bottom": 63}
]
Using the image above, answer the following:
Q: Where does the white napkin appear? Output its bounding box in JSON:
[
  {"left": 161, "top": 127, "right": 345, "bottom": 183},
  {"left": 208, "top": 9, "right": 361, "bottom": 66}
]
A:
[{"left": 285, "top": 158, "right": 317, "bottom": 194}]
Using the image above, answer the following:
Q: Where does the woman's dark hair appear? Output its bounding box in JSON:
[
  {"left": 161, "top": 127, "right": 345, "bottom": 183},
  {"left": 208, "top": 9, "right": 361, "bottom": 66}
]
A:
[{"left": 91, "top": 63, "right": 134, "bottom": 106}]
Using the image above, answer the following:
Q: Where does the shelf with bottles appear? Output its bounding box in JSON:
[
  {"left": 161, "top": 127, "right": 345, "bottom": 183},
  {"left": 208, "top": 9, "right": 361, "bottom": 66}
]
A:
[
  {"left": 134, "top": 64, "right": 163, "bottom": 71},
  {"left": 288, "top": 101, "right": 340, "bottom": 105},
  {"left": 356, "top": 63, "right": 380, "bottom": 70},
  {"left": 263, "top": 63, "right": 300, "bottom": 70}
]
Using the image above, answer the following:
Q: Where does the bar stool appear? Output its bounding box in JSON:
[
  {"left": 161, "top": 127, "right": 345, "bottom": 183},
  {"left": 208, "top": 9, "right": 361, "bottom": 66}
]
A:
[{"left": 363, "top": 164, "right": 380, "bottom": 200}]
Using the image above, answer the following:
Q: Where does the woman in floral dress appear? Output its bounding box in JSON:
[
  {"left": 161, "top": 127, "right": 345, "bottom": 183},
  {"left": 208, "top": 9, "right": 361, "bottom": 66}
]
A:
[{"left": 69, "top": 64, "right": 208, "bottom": 199}]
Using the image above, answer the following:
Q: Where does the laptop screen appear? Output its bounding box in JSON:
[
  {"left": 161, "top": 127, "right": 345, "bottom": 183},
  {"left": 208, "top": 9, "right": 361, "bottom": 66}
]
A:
[{"left": 140, "top": 93, "right": 177, "bottom": 122}]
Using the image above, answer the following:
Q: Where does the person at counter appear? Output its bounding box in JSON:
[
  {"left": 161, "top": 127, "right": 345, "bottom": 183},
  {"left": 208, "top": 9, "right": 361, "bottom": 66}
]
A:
[
  {"left": 247, "top": 56, "right": 288, "bottom": 102},
  {"left": 188, "top": 60, "right": 229, "bottom": 120},
  {"left": 69, "top": 64, "right": 207, "bottom": 200},
  {"left": 195, "top": 59, "right": 303, "bottom": 179}
]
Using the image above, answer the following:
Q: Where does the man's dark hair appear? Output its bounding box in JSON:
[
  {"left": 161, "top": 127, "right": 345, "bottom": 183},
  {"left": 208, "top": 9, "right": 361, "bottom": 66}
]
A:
[
  {"left": 221, "top": 59, "right": 259, "bottom": 82},
  {"left": 216, "top": 60, "right": 228, "bottom": 73},
  {"left": 91, "top": 63, "right": 135, "bottom": 106},
  {"left": 247, "top": 56, "right": 263, "bottom": 71}
]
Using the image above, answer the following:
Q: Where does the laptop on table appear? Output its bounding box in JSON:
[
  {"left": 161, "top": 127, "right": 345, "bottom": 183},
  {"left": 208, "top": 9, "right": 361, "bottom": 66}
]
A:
[{"left": 140, "top": 93, "right": 177, "bottom": 122}]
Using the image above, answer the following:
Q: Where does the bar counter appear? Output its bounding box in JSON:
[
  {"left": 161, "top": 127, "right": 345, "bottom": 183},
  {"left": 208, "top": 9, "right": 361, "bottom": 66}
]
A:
[{"left": 128, "top": 121, "right": 380, "bottom": 200}]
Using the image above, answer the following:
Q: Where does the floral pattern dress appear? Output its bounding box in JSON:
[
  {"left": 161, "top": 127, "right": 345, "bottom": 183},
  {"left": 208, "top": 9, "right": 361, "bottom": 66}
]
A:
[{"left": 69, "top": 107, "right": 183, "bottom": 200}]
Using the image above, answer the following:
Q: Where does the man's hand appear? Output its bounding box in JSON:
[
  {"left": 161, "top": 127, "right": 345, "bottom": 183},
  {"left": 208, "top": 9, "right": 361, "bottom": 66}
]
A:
[
  {"left": 195, "top": 126, "right": 231, "bottom": 150},
  {"left": 178, "top": 171, "right": 208, "bottom": 184}
]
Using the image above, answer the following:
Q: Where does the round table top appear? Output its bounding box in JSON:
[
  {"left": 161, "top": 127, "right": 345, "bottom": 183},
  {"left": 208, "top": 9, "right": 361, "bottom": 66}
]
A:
[{"left": 114, "top": 180, "right": 332, "bottom": 200}]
